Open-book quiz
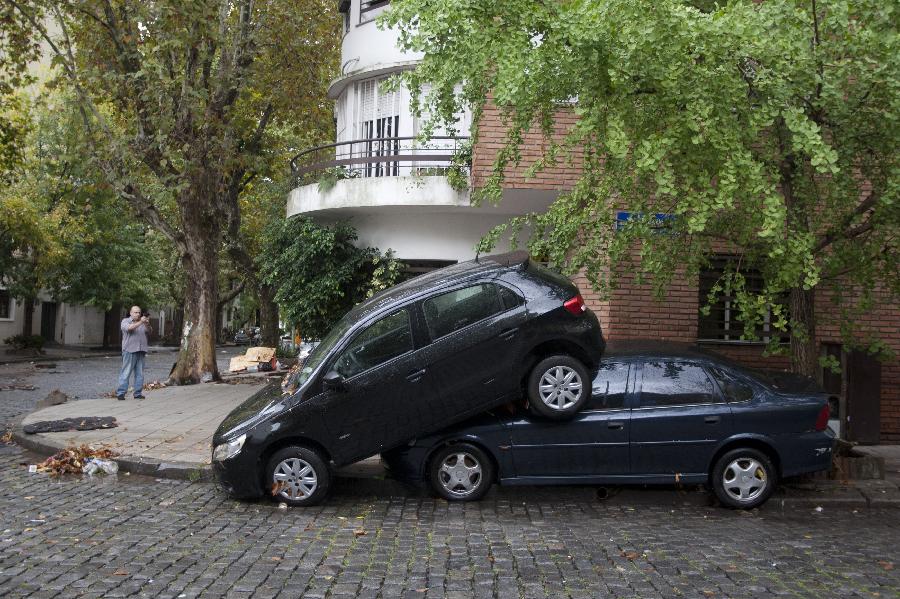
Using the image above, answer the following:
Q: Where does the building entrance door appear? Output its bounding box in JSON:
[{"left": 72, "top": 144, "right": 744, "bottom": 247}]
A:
[{"left": 40, "top": 302, "right": 57, "bottom": 343}]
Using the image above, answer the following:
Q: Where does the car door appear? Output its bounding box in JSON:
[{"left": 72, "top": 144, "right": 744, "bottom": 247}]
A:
[
  {"left": 418, "top": 282, "right": 527, "bottom": 425},
  {"left": 629, "top": 359, "right": 733, "bottom": 476},
  {"left": 321, "top": 307, "right": 436, "bottom": 463},
  {"left": 506, "top": 360, "right": 633, "bottom": 478}
]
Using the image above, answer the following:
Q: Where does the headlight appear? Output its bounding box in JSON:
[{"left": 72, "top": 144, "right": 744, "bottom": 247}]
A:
[{"left": 213, "top": 434, "right": 247, "bottom": 462}]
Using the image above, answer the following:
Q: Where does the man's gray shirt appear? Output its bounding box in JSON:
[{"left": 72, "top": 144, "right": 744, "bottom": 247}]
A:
[{"left": 120, "top": 318, "right": 150, "bottom": 353}]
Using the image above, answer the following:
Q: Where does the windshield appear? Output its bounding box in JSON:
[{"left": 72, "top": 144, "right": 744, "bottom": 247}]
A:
[{"left": 281, "top": 315, "right": 355, "bottom": 395}]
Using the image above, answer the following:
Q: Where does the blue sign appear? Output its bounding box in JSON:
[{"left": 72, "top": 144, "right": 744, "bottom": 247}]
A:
[{"left": 615, "top": 211, "right": 676, "bottom": 233}]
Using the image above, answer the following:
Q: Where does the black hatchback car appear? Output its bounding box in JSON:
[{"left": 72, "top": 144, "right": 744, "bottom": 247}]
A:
[
  {"left": 212, "top": 252, "right": 605, "bottom": 505},
  {"left": 382, "top": 345, "right": 836, "bottom": 509}
]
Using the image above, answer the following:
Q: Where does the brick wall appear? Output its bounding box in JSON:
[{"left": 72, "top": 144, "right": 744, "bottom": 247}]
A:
[{"left": 473, "top": 103, "right": 899, "bottom": 442}]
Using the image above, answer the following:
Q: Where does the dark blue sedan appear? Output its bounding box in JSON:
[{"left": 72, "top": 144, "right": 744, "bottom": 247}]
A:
[{"left": 382, "top": 345, "right": 836, "bottom": 509}]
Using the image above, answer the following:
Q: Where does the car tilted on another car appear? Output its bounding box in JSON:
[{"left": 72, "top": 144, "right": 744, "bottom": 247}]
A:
[
  {"left": 382, "top": 345, "right": 836, "bottom": 509},
  {"left": 212, "top": 252, "right": 606, "bottom": 506}
]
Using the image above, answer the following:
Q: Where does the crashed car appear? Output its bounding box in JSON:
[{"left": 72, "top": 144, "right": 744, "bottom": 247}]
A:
[
  {"left": 212, "top": 251, "right": 605, "bottom": 506},
  {"left": 383, "top": 344, "right": 836, "bottom": 509}
]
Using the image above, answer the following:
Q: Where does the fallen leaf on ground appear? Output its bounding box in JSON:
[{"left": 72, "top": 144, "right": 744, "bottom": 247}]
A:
[
  {"left": 621, "top": 551, "right": 640, "bottom": 560},
  {"left": 112, "top": 569, "right": 128, "bottom": 576},
  {"left": 878, "top": 561, "right": 893, "bottom": 571},
  {"left": 353, "top": 529, "right": 367, "bottom": 537}
]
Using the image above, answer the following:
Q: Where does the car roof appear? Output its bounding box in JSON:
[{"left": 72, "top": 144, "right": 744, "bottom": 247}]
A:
[
  {"left": 603, "top": 340, "right": 730, "bottom": 362},
  {"left": 344, "top": 251, "right": 530, "bottom": 324}
]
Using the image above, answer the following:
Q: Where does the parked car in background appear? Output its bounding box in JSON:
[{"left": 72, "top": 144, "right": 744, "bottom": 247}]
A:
[
  {"left": 212, "top": 251, "right": 605, "bottom": 506},
  {"left": 234, "top": 327, "right": 261, "bottom": 346},
  {"left": 382, "top": 344, "right": 836, "bottom": 509}
]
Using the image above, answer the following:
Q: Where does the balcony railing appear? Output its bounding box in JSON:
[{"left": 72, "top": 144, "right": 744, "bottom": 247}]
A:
[{"left": 289, "top": 136, "right": 470, "bottom": 188}]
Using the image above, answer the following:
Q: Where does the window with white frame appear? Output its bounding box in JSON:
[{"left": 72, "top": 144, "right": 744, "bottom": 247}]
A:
[
  {"left": 353, "top": 76, "right": 401, "bottom": 176},
  {"left": 359, "top": 0, "right": 389, "bottom": 24}
]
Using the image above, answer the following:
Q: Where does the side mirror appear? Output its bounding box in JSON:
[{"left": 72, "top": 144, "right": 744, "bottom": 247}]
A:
[{"left": 322, "top": 370, "right": 345, "bottom": 391}]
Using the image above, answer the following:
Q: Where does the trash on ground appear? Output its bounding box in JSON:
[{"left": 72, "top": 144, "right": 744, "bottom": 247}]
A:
[
  {"left": 229, "top": 347, "right": 276, "bottom": 373},
  {"left": 82, "top": 458, "right": 119, "bottom": 475},
  {"left": 23, "top": 416, "right": 117, "bottom": 434},
  {"left": 35, "top": 389, "right": 68, "bottom": 409},
  {"left": 34, "top": 444, "right": 118, "bottom": 475},
  {"left": 0, "top": 384, "right": 37, "bottom": 391},
  {"left": 144, "top": 380, "right": 167, "bottom": 391}
]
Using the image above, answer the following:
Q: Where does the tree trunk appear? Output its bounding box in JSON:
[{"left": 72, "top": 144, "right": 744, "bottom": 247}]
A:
[
  {"left": 167, "top": 199, "right": 221, "bottom": 385},
  {"left": 258, "top": 284, "right": 279, "bottom": 347},
  {"left": 22, "top": 298, "right": 34, "bottom": 336},
  {"left": 789, "top": 287, "right": 818, "bottom": 378}
]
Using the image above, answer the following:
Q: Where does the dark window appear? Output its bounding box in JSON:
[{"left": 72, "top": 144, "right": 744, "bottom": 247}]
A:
[
  {"left": 333, "top": 309, "right": 412, "bottom": 378},
  {"left": 423, "top": 284, "right": 502, "bottom": 339},
  {"left": 0, "top": 290, "right": 10, "bottom": 319},
  {"left": 589, "top": 362, "right": 629, "bottom": 410},
  {"left": 498, "top": 285, "right": 524, "bottom": 310},
  {"left": 359, "top": 0, "right": 389, "bottom": 24},
  {"left": 707, "top": 366, "right": 754, "bottom": 402},
  {"left": 698, "top": 255, "right": 788, "bottom": 343},
  {"left": 640, "top": 361, "right": 720, "bottom": 407}
]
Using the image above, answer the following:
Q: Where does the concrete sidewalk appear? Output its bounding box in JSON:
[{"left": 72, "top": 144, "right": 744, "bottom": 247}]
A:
[{"left": 11, "top": 380, "right": 900, "bottom": 508}]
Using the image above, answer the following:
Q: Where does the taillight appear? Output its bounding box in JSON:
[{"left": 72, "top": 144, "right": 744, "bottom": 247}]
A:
[
  {"left": 814, "top": 403, "right": 829, "bottom": 432},
  {"left": 563, "top": 293, "right": 586, "bottom": 315}
]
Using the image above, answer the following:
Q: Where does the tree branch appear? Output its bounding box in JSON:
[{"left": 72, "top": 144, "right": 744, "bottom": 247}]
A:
[
  {"left": 814, "top": 190, "right": 880, "bottom": 253},
  {"left": 217, "top": 281, "right": 245, "bottom": 308}
]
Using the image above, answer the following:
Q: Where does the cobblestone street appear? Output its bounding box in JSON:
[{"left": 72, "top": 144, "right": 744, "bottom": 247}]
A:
[{"left": 1, "top": 443, "right": 898, "bottom": 599}]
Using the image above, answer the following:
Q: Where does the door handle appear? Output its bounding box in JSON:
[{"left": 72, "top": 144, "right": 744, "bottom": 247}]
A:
[
  {"left": 607, "top": 421, "right": 624, "bottom": 430},
  {"left": 498, "top": 327, "right": 519, "bottom": 340},
  {"left": 704, "top": 416, "right": 721, "bottom": 424},
  {"left": 406, "top": 369, "right": 426, "bottom": 382}
]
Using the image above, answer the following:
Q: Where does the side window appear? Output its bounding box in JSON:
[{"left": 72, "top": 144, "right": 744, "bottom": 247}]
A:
[
  {"left": 707, "top": 366, "right": 754, "bottom": 402},
  {"left": 332, "top": 309, "right": 412, "bottom": 379},
  {"left": 423, "top": 284, "right": 502, "bottom": 339},
  {"left": 498, "top": 285, "right": 524, "bottom": 310},
  {"left": 589, "top": 362, "right": 629, "bottom": 410},
  {"left": 640, "top": 360, "right": 720, "bottom": 407}
]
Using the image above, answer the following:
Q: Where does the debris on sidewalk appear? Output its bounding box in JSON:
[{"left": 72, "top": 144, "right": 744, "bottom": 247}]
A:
[
  {"left": 23, "top": 416, "right": 117, "bottom": 434},
  {"left": 32, "top": 444, "right": 118, "bottom": 476},
  {"left": 82, "top": 458, "right": 119, "bottom": 475},
  {"left": 144, "top": 380, "right": 167, "bottom": 391},
  {"left": 35, "top": 389, "right": 68, "bottom": 409},
  {"left": 229, "top": 347, "right": 277, "bottom": 373},
  {"left": 0, "top": 383, "right": 37, "bottom": 391}
]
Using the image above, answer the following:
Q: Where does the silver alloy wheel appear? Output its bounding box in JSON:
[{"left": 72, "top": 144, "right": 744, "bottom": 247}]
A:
[
  {"left": 722, "top": 457, "right": 768, "bottom": 503},
  {"left": 538, "top": 365, "right": 583, "bottom": 410},
  {"left": 272, "top": 457, "right": 318, "bottom": 501},
  {"left": 438, "top": 452, "right": 483, "bottom": 498}
]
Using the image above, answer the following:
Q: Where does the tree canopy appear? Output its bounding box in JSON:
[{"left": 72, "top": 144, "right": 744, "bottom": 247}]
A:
[{"left": 386, "top": 0, "right": 899, "bottom": 374}]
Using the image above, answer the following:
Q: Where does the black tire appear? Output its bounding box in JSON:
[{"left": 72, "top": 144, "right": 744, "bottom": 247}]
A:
[
  {"left": 711, "top": 448, "right": 777, "bottom": 509},
  {"left": 428, "top": 443, "right": 494, "bottom": 502},
  {"left": 266, "top": 446, "right": 331, "bottom": 507},
  {"left": 526, "top": 355, "right": 590, "bottom": 420}
]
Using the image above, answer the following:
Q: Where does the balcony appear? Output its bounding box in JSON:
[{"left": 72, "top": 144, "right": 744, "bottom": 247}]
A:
[{"left": 287, "top": 136, "right": 473, "bottom": 218}]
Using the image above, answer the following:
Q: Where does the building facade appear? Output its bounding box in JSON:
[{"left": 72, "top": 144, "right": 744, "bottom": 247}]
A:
[{"left": 287, "top": 1, "right": 899, "bottom": 443}]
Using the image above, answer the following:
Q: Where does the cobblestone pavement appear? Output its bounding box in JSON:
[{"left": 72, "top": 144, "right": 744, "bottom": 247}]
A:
[
  {"left": 0, "top": 348, "right": 246, "bottom": 427},
  {"left": 1, "top": 445, "right": 898, "bottom": 599}
]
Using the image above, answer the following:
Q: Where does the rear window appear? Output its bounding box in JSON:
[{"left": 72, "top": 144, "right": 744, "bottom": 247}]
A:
[
  {"left": 707, "top": 366, "right": 754, "bottom": 402},
  {"left": 423, "top": 284, "right": 503, "bottom": 339}
]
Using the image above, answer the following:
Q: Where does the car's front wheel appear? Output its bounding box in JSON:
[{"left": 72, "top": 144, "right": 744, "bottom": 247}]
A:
[
  {"left": 266, "top": 446, "right": 331, "bottom": 507},
  {"left": 711, "top": 448, "right": 777, "bottom": 509},
  {"left": 526, "top": 355, "right": 590, "bottom": 420},
  {"left": 428, "top": 443, "right": 494, "bottom": 502}
]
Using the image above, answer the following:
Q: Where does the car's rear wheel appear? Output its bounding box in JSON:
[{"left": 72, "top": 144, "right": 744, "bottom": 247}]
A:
[
  {"left": 711, "top": 448, "right": 776, "bottom": 509},
  {"left": 526, "top": 355, "right": 590, "bottom": 420},
  {"left": 266, "top": 446, "right": 331, "bottom": 507},
  {"left": 428, "top": 443, "right": 493, "bottom": 502}
]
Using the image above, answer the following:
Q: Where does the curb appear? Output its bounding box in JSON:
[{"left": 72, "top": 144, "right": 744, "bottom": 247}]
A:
[{"left": 9, "top": 415, "right": 896, "bottom": 507}]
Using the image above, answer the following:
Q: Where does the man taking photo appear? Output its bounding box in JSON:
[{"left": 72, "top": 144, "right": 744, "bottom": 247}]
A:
[{"left": 116, "top": 306, "right": 152, "bottom": 401}]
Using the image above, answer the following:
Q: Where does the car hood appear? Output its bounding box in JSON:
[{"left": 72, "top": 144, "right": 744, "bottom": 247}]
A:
[{"left": 214, "top": 381, "right": 288, "bottom": 442}]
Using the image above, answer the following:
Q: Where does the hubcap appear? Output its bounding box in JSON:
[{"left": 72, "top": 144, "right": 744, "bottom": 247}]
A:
[
  {"left": 438, "top": 452, "right": 482, "bottom": 498},
  {"left": 722, "top": 457, "right": 767, "bottom": 503},
  {"left": 538, "top": 366, "right": 582, "bottom": 410},
  {"left": 272, "top": 457, "right": 318, "bottom": 501}
]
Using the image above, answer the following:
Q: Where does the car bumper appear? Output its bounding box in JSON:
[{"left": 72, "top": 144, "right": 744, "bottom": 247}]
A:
[
  {"left": 212, "top": 448, "right": 265, "bottom": 499},
  {"left": 778, "top": 430, "right": 836, "bottom": 478}
]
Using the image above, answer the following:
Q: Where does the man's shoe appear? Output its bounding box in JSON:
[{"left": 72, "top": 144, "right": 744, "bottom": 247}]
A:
[
  {"left": 116, "top": 395, "right": 126, "bottom": 401},
  {"left": 133, "top": 394, "right": 146, "bottom": 400}
]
